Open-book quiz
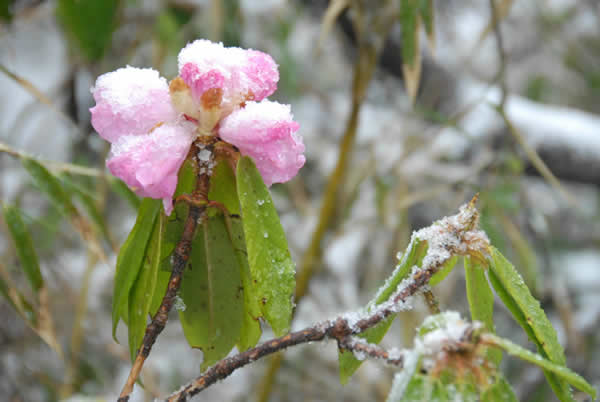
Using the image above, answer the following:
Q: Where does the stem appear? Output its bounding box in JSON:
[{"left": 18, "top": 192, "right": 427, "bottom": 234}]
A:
[
  {"left": 167, "top": 256, "right": 439, "bottom": 402},
  {"left": 117, "top": 141, "right": 213, "bottom": 401}
]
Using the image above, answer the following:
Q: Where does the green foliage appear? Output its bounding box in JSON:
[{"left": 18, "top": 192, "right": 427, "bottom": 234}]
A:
[
  {"left": 485, "top": 334, "right": 596, "bottom": 399},
  {"left": 464, "top": 256, "right": 502, "bottom": 366},
  {"left": 488, "top": 247, "right": 573, "bottom": 401},
  {"left": 56, "top": 0, "right": 120, "bottom": 61},
  {"left": 399, "top": 0, "right": 420, "bottom": 68},
  {"left": 179, "top": 214, "right": 245, "bottom": 370},
  {"left": 22, "top": 158, "right": 78, "bottom": 219},
  {"left": 2, "top": 204, "right": 43, "bottom": 294},
  {"left": 127, "top": 213, "right": 165, "bottom": 361},
  {"left": 338, "top": 237, "right": 427, "bottom": 383},
  {"left": 429, "top": 256, "right": 458, "bottom": 286},
  {"left": 237, "top": 156, "right": 296, "bottom": 336},
  {"left": 112, "top": 198, "right": 161, "bottom": 340}
]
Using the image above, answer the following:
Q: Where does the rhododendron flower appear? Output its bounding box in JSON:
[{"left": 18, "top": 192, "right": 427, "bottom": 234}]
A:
[
  {"left": 219, "top": 101, "right": 304, "bottom": 186},
  {"left": 90, "top": 40, "right": 304, "bottom": 215}
]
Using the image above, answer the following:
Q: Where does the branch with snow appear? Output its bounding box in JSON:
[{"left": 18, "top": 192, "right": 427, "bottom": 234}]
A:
[{"left": 165, "top": 199, "right": 488, "bottom": 401}]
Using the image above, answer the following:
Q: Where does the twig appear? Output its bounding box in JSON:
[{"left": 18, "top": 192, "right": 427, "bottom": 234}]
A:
[
  {"left": 166, "top": 247, "right": 442, "bottom": 401},
  {"left": 117, "top": 140, "right": 213, "bottom": 401}
]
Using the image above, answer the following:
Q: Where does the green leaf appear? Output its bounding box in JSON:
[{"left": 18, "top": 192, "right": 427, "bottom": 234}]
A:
[
  {"left": 56, "top": 0, "right": 120, "bottom": 61},
  {"left": 484, "top": 334, "right": 596, "bottom": 399},
  {"left": 225, "top": 214, "right": 262, "bottom": 351},
  {"left": 236, "top": 156, "right": 295, "bottom": 336},
  {"left": 208, "top": 160, "right": 240, "bottom": 215},
  {"left": 399, "top": 0, "right": 420, "bottom": 68},
  {"left": 418, "top": 0, "right": 434, "bottom": 45},
  {"left": 112, "top": 198, "right": 161, "bottom": 340},
  {"left": 2, "top": 204, "right": 43, "bottom": 293},
  {"left": 464, "top": 256, "right": 502, "bottom": 366},
  {"left": 429, "top": 255, "right": 458, "bottom": 286},
  {"left": 22, "top": 158, "right": 78, "bottom": 219},
  {"left": 339, "top": 237, "right": 427, "bottom": 383},
  {"left": 179, "top": 215, "right": 244, "bottom": 370},
  {"left": 127, "top": 212, "right": 165, "bottom": 361},
  {"left": 488, "top": 246, "right": 572, "bottom": 401},
  {"left": 481, "top": 376, "right": 518, "bottom": 402},
  {"left": 209, "top": 159, "right": 261, "bottom": 350}
]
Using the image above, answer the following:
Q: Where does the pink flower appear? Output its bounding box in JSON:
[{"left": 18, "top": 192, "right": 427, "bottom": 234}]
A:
[
  {"left": 90, "top": 66, "right": 195, "bottom": 215},
  {"left": 219, "top": 101, "right": 305, "bottom": 186},
  {"left": 178, "top": 39, "right": 278, "bottom": 112},
  {"left": 90, "top": 40, "right": 303, "bottom": 214}
]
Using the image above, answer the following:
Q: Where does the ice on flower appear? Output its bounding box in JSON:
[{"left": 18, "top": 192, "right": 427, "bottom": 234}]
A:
[
  {"left": 219, "top": 100, "right": 305, "bottom": 186},
  {"left": 106, "top": 121, "right": 196, "bottom": 215},
  {"left": 90, "top": 39, "right": 302, "bottom": 214},
  {"left": 90, "top": 66, "right": 177, "bottom": 143},
  {"left": 178, "top": 39, "right": 279, "bottom": 111}
]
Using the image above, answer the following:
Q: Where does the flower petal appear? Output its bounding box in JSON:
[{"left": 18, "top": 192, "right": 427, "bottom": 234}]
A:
[
  {"left": 106, "top": 120, "right": 196, "bottom": 215},
  {"left": 90, "top": 66, "right": 177, "bottom": 143},
  {"left": 218, "top": 100, "right": 304, "bottom": 186},
  {"left": 177, "top": 40, "right": 279, "bottom": 110}
]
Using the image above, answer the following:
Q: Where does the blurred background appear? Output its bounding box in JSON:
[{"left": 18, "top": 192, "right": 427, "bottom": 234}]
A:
[{"left": 1, "top": 0, "right": 599, "bottom": 401}]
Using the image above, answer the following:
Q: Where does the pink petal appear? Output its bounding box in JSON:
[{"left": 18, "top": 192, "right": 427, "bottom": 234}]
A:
[
  {"left": 106, "top": 120, "right": 196, "bottom": 215},
  {"left": 180, "top": 63, "right": 225, "bottom": 102},
  {"left": 177, "top": 40, "right": 279, "bottom": 110},
  {"left": 218, "top": 100, "right": 304, "bottom": 186},
  {"left": 90, "top": 66, "right": 177, "bottom": 143}
]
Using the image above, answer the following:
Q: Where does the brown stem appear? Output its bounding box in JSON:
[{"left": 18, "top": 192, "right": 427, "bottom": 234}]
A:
[
  {"left": 118, "top": 140, "right": 213, "bottom": 401},
  {"left": 166, "top": 257, "right": 440, "bottom": 402}
]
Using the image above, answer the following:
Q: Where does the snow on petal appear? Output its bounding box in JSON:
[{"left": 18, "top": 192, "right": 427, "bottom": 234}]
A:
[
  {"left": 106, "top": 120, "right": 196, "bottom": 215},
  {"left": 218, "top": 100, "right": 304, "bottom": 186},
  {"left": 90, "top": 66, "right": 177, "bottom": 143},
  {"left": 177, "top": 39, "right": 279, "bottom": 110}
]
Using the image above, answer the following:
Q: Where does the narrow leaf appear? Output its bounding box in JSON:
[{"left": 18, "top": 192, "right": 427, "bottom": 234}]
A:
[
  {"left": 464, "top": 256, "right": 501, "bottom": 366},
  {"left": 236, "top": 156, "right": 295, "bottom": 336},
  {"left": 484, "top": 334, "right": 596, "bottom": 399},
  {"left": 419, "top": 0, "right": 435, "bottom": 48},
  {"left": 22, "top": 158, "right": 78, "bottom": 219},
  {"left": 179, "top": 215, "right": 245, "bottom": 370},
  {"left": 339, "top": 237, "right": 427, "bottom": 383},
  {"left": 127, "top": 212, "right": 164, "bottom": 361},
  {"left": 488, "top": 246, "right": 572, "bottom": 401},
  {"left": 400, "top": 0, "right": 421, "bottom": 103},
  {"left": 2, "top": 204, "right": 43, "bottom": 293},
  {"left": 112, "top": 198, "right": 161, "bottom": 340},
  {"left": 429, "top": 255, "right": 458, "bottom": 286}
]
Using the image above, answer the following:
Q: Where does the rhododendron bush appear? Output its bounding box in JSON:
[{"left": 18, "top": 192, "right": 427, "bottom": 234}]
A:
[{"left": 1, "top": 2, "right": 598, "bottom": 402}]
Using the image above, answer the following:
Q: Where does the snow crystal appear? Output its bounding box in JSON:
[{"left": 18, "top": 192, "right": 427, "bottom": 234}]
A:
[
  {"left": 174, "top": 295, "right": 187, "bottom": 312},
  {"left": 197, "top": 148, "right": 212, "bottom": 162}
]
